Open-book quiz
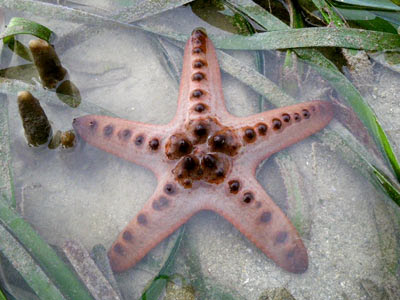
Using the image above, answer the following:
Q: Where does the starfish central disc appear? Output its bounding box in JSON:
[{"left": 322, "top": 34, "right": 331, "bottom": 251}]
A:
[{"left": 165, "top": 117, "right": 241, "bottom": 188}]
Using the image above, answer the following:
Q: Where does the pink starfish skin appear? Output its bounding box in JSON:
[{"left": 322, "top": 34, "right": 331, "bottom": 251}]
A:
[{"left": 72, "top": 28, "right": 333, "bottom": 274}]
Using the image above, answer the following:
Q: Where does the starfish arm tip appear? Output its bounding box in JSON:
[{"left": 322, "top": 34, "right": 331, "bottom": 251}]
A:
[
  {"left": 280, "top": 242, "right": 308, "bottom": 274},
  {"left": 210, "top": 176, "right": 309, "bottom": 274}
]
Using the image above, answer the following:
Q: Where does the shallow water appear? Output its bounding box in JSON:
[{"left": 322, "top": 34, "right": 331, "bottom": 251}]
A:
[{"left": 1, "top": 1, "right": 400, "bottom": 300}]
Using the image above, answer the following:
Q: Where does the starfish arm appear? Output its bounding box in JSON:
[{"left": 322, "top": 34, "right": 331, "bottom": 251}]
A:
[
  {"left": 72, "top": 115, "right": 172, "bottom": 172},
  {"left": 228, "top": 100, "right": 333, "bottom": 168},
  {"left": 107, "top": 180, "right": 202, "bottom": 272},
  {"left": 174, "top": 29, "right": 229, "bottom": 122},
  {"left": 207, "top": 174, "right": 308, "bottom": 273}
]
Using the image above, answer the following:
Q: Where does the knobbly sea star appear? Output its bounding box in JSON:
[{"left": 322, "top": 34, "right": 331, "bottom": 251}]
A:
[{"left": 72, "top": 28, "right": 333, "bottom": 274}]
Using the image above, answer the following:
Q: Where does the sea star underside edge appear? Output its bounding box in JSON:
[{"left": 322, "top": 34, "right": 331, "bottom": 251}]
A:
[{"left": 72, "top": 28, "right": 333, "bottom": 274}]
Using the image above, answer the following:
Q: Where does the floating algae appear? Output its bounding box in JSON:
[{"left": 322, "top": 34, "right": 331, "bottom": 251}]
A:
[
  {"left": 48, "top": 130, "right": 61, "bottom": 149},
  {"left": 60, "top": 130, "right": 76, "bottom": 148},
  {"left": 29, "top": 39, "right": 66, "bottom": 89},
  {"left": 48, "top": 130, "right": 76, "bottom": 149},
  {"left": 17, "top": 91, "right": 51, "bottom": 146},
  {"left": 56, "top": 79, "right": 81, "bottom": 108}
]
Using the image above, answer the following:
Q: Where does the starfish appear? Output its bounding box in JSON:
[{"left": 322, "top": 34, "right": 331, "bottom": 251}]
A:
[{"left": 72, "top": 28, "right": 333, "bottom": 274}]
